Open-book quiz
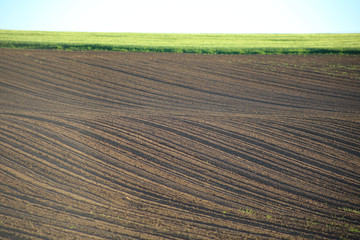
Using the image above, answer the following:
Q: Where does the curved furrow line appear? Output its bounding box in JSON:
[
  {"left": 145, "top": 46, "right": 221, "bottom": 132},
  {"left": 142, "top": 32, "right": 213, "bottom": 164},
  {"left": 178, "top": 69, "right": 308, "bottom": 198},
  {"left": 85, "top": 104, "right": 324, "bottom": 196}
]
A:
[
  {"left": 315, "top": 119, "right": 360, "bottom": 138},
  {"left": 210, "top": 120, "right": 360, "bottom": 200},
  {"left": 244, "top": 57, "right": 360, "bottom": 86},
  {"left": 255, "top": 117, "right": 360, "bottom": 151},
  {"left": 89, "top": 62, "right": 225, "bottom": 107},
  {"left": 206, "top": 65, "right": 359, "bottom": 107},
  {"left": 0, "top": 198, "right": 160, "bottom": 240},
  {"left": 1, "top": 119, "right": 242, "bottom": 238},
  {"left": 166, "top": 119, "right": 326, "bottom": 182},
  {"left": 294, "top": 118, "right": 360, "bottom": 146},
  {"left": 1, "top": 114, "right": 256, "bottom": 231},
  {"left": 64, "top": 57, "right": 317, "bottom": 112},
  {"left": 270, "top": 63, "right": 360, "bottom": 87},
  {"left": 0, "top": 133, "right": 119, "bottom": 208},
  {"left": 140, "top": 116, "right": 360, "bottom": 210},
  {"left": 181, "top": 120, "right": 335, "bottom": 181},
  {"left": 1, "top": 116, "right": 173, "bottom": 212},
  {"left": 93, "top": 119, "right": 302, "bottom": 213},
  {"left": 80, "top": 120, "right": 222, "bottom": 183},
  {"left": 112, "top": 58, "right": 240, "bottom": 94},
  {"left": 225, "top": 60, "right": 360, "bottom": 99},
  {"left": 197, "top": 62, "right": 310, "bottom": 91},
  {"left": 0, "top": 176, "right": 200, "bottom": 240},
  {"left": 228, "top": 118, "right": 360, "bottom": 187},
  {"left": 0, "top": 159, "right": 109, "bottom": 212},
  {"left": 68, "top": 55, "right": 210, "bottom": 97},
  {"left": 0, "top": 115, "right": 176, "bottom": 204},
  {"left": 0, "top": 177, "right": 108, "bottom": 224},
  {"left": 30, "top": 55, "right": 210, "bottom": 108},
  {"left": 227, "top": 118, "right": 360, "bottom": 183},
  {"left": 0, "top": 70, "right": 123, "bottom": 114},
  {"left": 27, "top": 56, "right": 167, "bottom": 102},
  {"left": 91, "top": 126, "right": 297, "bottom": 215},
  {"left": 67, "top": 118, "right": 259, "bottom": 210},
  {"left": 0, "top": 79, "right": 67, "bottom": 108},
  {"left": 105, "top": 58, "right": 324, "bottom": 111},
  {"left": 0, "top": 147, "right": 125, "bottom": 216},
  {"left": 51, "top": 56, "right": 224, "bottom": 110},
  {"left": 1, "top": 56, "right": 173, "bottom": 112},
  {"left": 118, "top": 117, "right": 356, "bottom": 215},
  {"left": 119, "top": 118, "right": 358, "bottom": 236},
  {"left": 277, "top": 121, "right": 360, "bottom": 158},
  {"left": 60, "top": 116, "right": 324, "bottom": 219},
  {"left": 0, "top": 60, "right": 143, "bottom": 111},
  {"left": 236, "top": 119, "right": 359, "bottom": 181},
  {"left": 159, "top": 117, "right": 350, "bottom": 185},
  {"left": 58, "top": 53, "right": 360, "bottom": 114}
]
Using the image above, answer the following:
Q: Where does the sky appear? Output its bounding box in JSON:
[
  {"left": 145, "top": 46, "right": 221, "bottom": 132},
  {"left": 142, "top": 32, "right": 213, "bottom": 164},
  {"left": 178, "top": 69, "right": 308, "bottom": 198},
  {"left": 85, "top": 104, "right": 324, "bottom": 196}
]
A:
[{"left": 0, "top": 0, "right": 359, "bottom": 34}]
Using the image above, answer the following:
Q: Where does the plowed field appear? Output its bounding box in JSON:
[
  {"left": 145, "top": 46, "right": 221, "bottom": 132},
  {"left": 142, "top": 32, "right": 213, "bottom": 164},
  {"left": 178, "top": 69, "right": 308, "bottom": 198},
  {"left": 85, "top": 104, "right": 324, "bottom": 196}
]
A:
[{"left": 1, "top": 49, "right": 360, "bottom": 239}]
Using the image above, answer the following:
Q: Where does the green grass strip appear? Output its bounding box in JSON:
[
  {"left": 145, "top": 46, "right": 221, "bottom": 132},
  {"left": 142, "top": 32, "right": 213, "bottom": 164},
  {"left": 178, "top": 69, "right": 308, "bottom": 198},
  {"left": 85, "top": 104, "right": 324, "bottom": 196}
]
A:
[{"left": 1, "top": 30, "right": 360, "bottom": 54}]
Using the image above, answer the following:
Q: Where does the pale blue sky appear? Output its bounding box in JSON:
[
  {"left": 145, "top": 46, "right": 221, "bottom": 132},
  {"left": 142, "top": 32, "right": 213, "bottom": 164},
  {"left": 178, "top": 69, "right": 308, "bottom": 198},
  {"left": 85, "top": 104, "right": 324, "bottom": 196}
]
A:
[{"left": 0, "top": 0, "right": 359, "bottom": 33}]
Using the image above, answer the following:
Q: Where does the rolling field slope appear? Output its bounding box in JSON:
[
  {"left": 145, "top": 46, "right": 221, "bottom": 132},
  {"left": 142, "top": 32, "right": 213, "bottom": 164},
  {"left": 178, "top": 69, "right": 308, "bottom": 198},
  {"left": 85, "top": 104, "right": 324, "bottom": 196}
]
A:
[{"left": 1, "top": 49, "right": 360, "bottom": 239}]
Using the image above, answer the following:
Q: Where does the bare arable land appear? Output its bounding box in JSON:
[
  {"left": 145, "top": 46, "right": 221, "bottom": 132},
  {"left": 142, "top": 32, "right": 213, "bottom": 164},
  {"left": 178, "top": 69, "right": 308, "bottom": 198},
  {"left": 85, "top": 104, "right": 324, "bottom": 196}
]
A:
[{"left": 1, "top": 49, "right": 360, "bottom": 239}]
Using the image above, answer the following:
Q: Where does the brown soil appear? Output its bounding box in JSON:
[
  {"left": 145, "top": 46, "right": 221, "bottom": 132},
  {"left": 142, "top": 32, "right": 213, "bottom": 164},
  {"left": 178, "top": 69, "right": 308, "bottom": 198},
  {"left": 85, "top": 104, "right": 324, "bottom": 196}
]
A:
[{"left": 1, "top": 49, "right": 360, "bottom": 239}]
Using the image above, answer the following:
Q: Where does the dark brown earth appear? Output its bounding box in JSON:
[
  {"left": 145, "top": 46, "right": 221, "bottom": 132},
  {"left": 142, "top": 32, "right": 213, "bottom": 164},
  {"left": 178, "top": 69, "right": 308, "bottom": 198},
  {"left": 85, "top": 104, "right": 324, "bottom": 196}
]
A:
[{"left": 1, "top": 49, "right": 360, "bottom": 239}]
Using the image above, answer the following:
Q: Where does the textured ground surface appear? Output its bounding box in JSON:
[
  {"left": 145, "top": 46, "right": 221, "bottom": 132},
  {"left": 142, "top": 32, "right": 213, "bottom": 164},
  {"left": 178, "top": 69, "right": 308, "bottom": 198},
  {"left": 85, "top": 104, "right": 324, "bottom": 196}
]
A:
[{"left": 1, "top": 49, "right": 360, "bottom": 239}]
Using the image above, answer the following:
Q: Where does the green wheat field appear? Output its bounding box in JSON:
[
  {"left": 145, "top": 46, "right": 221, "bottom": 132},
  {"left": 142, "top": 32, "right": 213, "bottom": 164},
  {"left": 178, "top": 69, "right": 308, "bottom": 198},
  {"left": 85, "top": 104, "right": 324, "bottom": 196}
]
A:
[{"left": 1, "top": 30, "right": 360, "bottom": 54}]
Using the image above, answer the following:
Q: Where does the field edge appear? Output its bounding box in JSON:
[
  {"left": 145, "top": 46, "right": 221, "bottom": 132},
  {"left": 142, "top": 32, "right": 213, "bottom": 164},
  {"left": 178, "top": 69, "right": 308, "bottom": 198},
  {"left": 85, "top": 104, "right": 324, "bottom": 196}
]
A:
[{"left": 1, "top": 40, "right": 360, "bottom": 54}]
